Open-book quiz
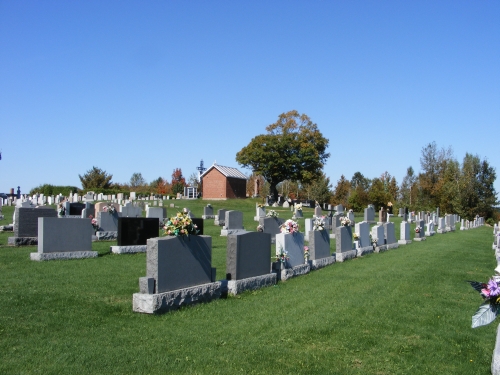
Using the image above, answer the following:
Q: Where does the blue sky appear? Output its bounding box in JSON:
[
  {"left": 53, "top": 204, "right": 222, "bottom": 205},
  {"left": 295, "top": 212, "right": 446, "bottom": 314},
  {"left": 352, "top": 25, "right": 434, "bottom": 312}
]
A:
[{"left": 1, "top": 1, "right": 499, "bottom": 195}]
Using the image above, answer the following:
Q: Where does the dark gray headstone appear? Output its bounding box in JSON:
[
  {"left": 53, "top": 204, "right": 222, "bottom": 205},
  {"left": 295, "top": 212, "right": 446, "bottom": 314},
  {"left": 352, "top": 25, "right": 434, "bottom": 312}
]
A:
[
  {"left": 384, "top": 222, "right": 397, "bottom": 245},
  {"left": 69, "top": 203, "right": 85, "bottom": 216},
  {"left": 226, "top": 232, "right": 271, "bottom": 280},
  {"left": 308, "top": 230, "right": 330, "bottom": 260},
  {"left": 117, "top": 217, "right": 159, "bottom": 246},
  {"left": 259, "top": 217, "right": 283, "bottom": 242},
  {"left": 336, "top": 225, "right": 352, "bottom": 253},
  {"left": 146, "top": 235, "right": 212, "bottom": 293},
  {"left": 37, "top": 217, "right": 92, "bottom": 253},
  {"left": 97, "top": 211, "right": 121, "bottom": 231},
  {"left": 14, "top": 207, "right": 57, "bottom": 237}
]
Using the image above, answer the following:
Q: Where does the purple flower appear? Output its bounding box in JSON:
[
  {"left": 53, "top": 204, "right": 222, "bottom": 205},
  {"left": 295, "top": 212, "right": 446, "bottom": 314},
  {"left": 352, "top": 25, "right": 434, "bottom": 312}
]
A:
[{"left": 488, "top": 278, "right": 500, "bottom": 297}]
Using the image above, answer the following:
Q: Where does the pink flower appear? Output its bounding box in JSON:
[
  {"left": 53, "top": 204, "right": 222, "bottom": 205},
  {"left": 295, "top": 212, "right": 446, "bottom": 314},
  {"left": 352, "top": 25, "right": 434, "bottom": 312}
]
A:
[{"left": 481, "top": 288, "right": 491, "bottom": 298}]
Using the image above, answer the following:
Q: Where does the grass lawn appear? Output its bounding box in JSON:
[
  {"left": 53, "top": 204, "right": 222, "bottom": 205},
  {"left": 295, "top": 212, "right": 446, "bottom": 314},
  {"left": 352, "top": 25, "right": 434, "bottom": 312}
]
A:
[{"left": 0, "top": 199, "right": 497, "bottom": 374}]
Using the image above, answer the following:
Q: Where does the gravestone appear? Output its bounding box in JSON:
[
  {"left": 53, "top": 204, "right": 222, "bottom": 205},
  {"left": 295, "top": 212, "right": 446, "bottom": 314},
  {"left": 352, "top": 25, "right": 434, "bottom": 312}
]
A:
[
  {"left": 111, "top": 217, "right": 159, "bottom": 253},
  {"left": 69, "top": 202, "right": 85, "bottom": 216},
  {"left": 334, "top": 204, "right": 344, "bottom": 214},
  {"left": 425, "top": 221, "right": 435, "bottom": 237},
  {"left": 275, "top": 232, "right": 305, "bottom": 268},
  {"left": 202, "top": 205, "right": 215, "bottom": 219},
  {"left": 398, "top": 221, "right": 412, "bottom": 245},
  {"left": 30, "top": 217, "right": 97, "bottom": 261},
  {"left": 133, "top": 235, "right": 219, "bottom": 314},
  {"left": 8, "top": 207, "right": 58, "bottom": 246},
  {"left": 354, "top": 221, "right": 373, "bottom": 255},
  {"left": 437, "top": 217, "right": 446, "bottom": 234},
  {"left": 121, "top": 202, "right": 142, "bottom": 217},
  {"left": 254, "top": 205, "right": 266, "bottom": 221},
  {"left": 294, "top": 206, "right": 303, "bottom": 218},
  {"left": 221, "top": 210, "right": 246, "bottom": 236},
  {"left": 378, "top": 208, "right": 387, "bottom": 225},
  {"left": 226, "top": 232, "right": 272, "bottom": 287},
  {"left": 398, "top": 208, "right": 404, "bottom": 217},
  {"left": 384, "top": 222, "right": 398, "bottom": 250},
  {"left": 336, "top": 225, "right": 356, "bottom": 262},
  {"left": 146, "top": 207, "right": 166, "bottom": 223},
  {"left": 414, "top": 219, "right": 426, "bottom": 241},
  {"left": 364, "top": 205, "right": 375, "bottom": 224},
  {"left": 347, "top": 210, "right": 355, "bottom": 227},
  {"left": 314, "top": 206, "right": 322, "bottom": 218},
  {"left": 259, "top": 217, "right": 283, "bottom": 244},
  {"left": 214, "top": 209, "right": 227, "bottom": 226},
  {"left": 460, "top": 219, "right": 466, "bottom": 231},
  {"left": 192, "top": 218, "right": 204, "bottom": 235},
  {"left": 304, "top": 218, "right": 314, "bottom": 241},
  {"left": 96, "top": 211, "right": 121, "bottom": 240},
  {"left": 371, "top": 225, "right": 386, "bottom": 252}
]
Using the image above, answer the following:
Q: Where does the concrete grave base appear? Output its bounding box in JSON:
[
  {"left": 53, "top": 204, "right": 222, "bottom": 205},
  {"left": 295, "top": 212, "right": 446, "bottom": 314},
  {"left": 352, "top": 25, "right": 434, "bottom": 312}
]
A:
[
  {"left": 385, "top": 243, "right": 399, "bottom": 250},
  {"left": 96, "top": 231, "right": 117, "bottom": 240},
  {"left": 30, "top": 251, "right": 98, "bottom": 261},
  {"left": 398, "top": 239, "right": 412, "bottom": 245},
  {"left": 437, "top": 229, "right": 447, "bottom": 234},
  {"left": 227, "top": 273, "right": 277, "bottom": 295},
  {"left": 336, "top": 249, "right": 357, "bottom": 262},
  {"left": 220, "top": 229, "right": 248, "bottom": 236},
  {"left": 357, "top": 246, "right": 374, "bottom": 257},
  {"left": 133, "top": 281, "right": 222, "bottom": 314},
  {"left": 492, "top": 324, "right": 500, "bottom": 375},
  {"left": 8, "top": 237, "right": 37, "bottom": 246},
  {"left": 110, "top": 245, "right": 147, "bottom": 254},
  {"left": 201, "top": 215, "right": 215, "bottom": 219},
  {"left": 309, "top": 255, "right": 336, "bottom": 271},
  {"left": 414, "top": 237, "right": 427, "bottom": 241},
  {"left": 277, "top": 263, "right": 310, "bottom": 281},
  {"left": 0, "top": 225, "right": 13, "bottom": 231},
  {"left": 329, "top": 234, "right": 336, "bottom": 239},
  {"left": 425, "top": 232, "right": 435, "bottom": 237},
  {"left": 374, "top": 244, "right": 388, "bottom": 253}
]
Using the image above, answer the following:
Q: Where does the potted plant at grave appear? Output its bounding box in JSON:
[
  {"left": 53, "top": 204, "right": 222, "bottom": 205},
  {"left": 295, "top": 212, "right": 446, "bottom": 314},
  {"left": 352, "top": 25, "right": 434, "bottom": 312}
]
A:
[
  {"left": 266, "top": 210, "right": 279, "bottom": 218},
  {"left": 275, "top": 247, "right": 289, "bottom": 269},
  {"left": 303, "top": 246, "right": 310, "bottom": 263},
  {"left": 163, "top": 211, "right": 199, "bottom": 237},
  {"left": 280, "top": 219, "right": 299, "bottom": 234},
  {"left": 353, "top": 232, "right": 360, "bottom": 249},
  {"left": 57, "top": 203, "right": 65, "bottom": 217},
  {"left": 89, "top": 215, "right": 99, "bottom": 232},
  {"left": 313, "top": 216, "right": 325, "bottom": 231},
  {"left": 468, "top": 270, "right": 500, "bottom": 328},
  {"left": 415, "top": 226, "right": 421, "bottom": 234}
]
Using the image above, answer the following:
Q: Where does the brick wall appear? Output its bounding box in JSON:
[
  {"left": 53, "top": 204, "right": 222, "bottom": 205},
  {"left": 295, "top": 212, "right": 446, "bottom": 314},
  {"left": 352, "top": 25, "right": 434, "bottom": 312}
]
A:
[
  {"left": 226, "top": 178, "right": 247, "bottom": 198},
  {"left": 202, "top": 169, "right": 227, "bottom": 199}
]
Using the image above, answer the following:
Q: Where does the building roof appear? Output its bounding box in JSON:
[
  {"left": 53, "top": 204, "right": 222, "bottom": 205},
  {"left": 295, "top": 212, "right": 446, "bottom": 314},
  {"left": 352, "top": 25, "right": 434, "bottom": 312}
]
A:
[{"left": 201, "top": 163, "right": 247, "bottom": 180}]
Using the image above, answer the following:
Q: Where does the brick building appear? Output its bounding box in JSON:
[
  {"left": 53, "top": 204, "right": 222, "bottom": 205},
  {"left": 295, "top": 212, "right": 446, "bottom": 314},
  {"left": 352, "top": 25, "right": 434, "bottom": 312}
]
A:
[{"left": 201, "top": 164, "right": 247, "bottom": 200}]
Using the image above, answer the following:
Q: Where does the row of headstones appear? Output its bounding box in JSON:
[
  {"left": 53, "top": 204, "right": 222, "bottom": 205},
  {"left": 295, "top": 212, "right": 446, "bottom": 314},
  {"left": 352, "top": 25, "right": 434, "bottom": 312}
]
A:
[{"left": 493, "top": 223, "right": 500, "bottom": 253}]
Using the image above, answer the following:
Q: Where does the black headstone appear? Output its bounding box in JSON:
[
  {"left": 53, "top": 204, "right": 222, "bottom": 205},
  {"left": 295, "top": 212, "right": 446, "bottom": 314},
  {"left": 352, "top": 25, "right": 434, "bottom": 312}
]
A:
[
  {"left": 117, "top": 217, "right": 159, "bottom": 246},
  {"left": 69, "top": 203, "right": 85, "bottom": 215},
  {"left": 192, "top": 218, "right": 204, "bottom": 235}
]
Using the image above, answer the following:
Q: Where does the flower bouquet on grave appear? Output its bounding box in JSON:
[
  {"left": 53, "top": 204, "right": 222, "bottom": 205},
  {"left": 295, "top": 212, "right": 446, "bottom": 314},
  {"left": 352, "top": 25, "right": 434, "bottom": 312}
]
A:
[
  {"left": 266, "top": 210, "right": 279, "bottom": 218},
  {"left": 295, "top": 203, "right": 303, "bottom": 211},
  {"left": 370, "top": 234, "right": 378, "bottom": 246},
  {"left": 275, "top": 247, "right": 289, "bottom": 264},
  {"left": 57, "top": 203, "right": 65, "bottom": 217},
  {"left": 257, "top": 203, "right": 264, "bottom": 208},
  {"left": 280, "top": 219, "right": 299, "bottom": 234},
  {"left": 89, "top": 215, "right": 99, "bottom": 231},
  {"left": 353, "top": 232, "right": 360, "bottom": 241},
  {"left": 340, "top": 216, "right": 351, "bottom": 227},
  {"left": 303, "top": 246, "right": 310, "bottom": 261},
  {"left": 103, "top": 204, "right": 116, "bottom": 214},
  {"left": 163, "top": 211, "right": 199, "bottom": 237},
  {"left": 257, "top": 224, "right": 264, "bottom": 232},
  {"left": 313, "top": 216, "right": 325, "bottom": 231},
  {"left": 469, "top": 271, "right": 500, "bottom": 328},
  {"left": 415, "top": 226, "right": 421, "bottom": 233}
]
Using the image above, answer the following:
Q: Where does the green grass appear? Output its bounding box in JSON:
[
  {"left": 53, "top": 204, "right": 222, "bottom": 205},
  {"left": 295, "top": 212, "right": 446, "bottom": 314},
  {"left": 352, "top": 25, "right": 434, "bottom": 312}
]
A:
[{"left": 0, "top": 199, "right": 497, "bottom": 374}]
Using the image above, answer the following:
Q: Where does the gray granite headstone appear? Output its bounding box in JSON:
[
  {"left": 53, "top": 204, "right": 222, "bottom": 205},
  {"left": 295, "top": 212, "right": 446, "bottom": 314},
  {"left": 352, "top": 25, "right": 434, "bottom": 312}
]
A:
[
  {"left": 276, "top": 232, "right": 304, "bottom": 268},
  {"left": 308, "top": 230, "right": 330, "bottom": 260},
  {"left": 259, "top": 217, "right": 283, "bottom": 243},
  {"left": 364, "top": 206, "right": 375, "bottom": 223},
  {"left": 226, "top": 232, "right": 271, "bottom": 280},
  {"left": 13, "top": 207, "right": 58, "bottom": 237}
]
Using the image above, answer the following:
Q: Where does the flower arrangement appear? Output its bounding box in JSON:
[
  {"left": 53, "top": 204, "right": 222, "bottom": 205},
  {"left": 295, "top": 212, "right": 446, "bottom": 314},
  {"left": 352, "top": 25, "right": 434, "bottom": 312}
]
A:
[
  {"left": 257, "top": 203, "right": 264, "bottom": 208},
  {"left": 103, "top": 204, "right": 116, "bottom": 214},
  {"left": 469, "top": 273, "right": 500, "bottom": 328},
  {"left": 353, "top": 232, "right": 360, "bottom": 241},
  {"left": 415, "top": 226, "right": 421, "bottom": 233},
  {"left": 340, "top": 216, "right": 351, "bottom": 227},
  {"left": 295, "top": 203, "right": 303, "bottom": 211},
  {"left": 266, "top": 210, "right": 279, "bottom": 218},
  {"left": 387, "top": 202, "right": 393, "bottom": 207},
  {"left": 89, "top": 215, "right": 99, "bottom": 231},
  {"left": 370, "top": 234, "right": 378, "bottom": 245},
  {"left": 303, "top": 246, "right": 310, "bottom": 259},
  {"left": 163, "top": 211, "right": 199, "bottom": 237},
  {"left": 280, "top": 219, "right": 299, "bottom": 234},
  {"left": 257, "top": 225, "right": 264, "bottom": 232},
  {"left": 276, "top": 247, "right": 289, "bottom": 263},
  {"left": 313, "top": 216, "right": 325, "bottom": 231}
]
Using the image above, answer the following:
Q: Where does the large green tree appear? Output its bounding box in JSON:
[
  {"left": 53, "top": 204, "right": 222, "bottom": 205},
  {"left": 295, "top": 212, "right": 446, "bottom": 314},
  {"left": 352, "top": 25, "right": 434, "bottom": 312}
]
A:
[
  {"left": 236, "top": 110, "right": 330, "bottom": 201},
  {"left": 79, "top": 166, "right": 113, "bottom": 189}
]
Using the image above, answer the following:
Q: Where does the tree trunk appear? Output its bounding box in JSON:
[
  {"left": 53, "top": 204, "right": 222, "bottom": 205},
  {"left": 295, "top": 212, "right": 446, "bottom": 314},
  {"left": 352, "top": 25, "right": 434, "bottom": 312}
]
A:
[{"left": 270, "top": 183, "right": 279, "bottom": 203}]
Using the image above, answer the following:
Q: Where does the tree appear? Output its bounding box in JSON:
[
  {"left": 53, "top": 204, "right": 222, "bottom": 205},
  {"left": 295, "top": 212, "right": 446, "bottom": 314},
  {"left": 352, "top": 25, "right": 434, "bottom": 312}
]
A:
[
  {"left": 350, "top": 172, "right": 371, "bottom": 191},
  {"left": 79, "top": 166, "right": 113, "bottom": 189},
  {"left": 236, "top": 110, "right": 330, "bottom": 201},
  {"left": 368, "top": 178, "right": 390, "bottom": 210},
  {"left": 304, "top": 172, "right": 332, "bottom": 204},
  {"left": 187, "top": 172, "right": 200, "bottom": 190},
  {"left": 130, "top": 173, "right": 146, "bottom": 188},
  {"left": 171, "top": 168, "right": 186, "bottom": 195},
  {"left": 331, "top": 175, "right": 351, "bottom": 207},
  {"left": 150, "top": 177, "right": 171, "bottom": 195}
]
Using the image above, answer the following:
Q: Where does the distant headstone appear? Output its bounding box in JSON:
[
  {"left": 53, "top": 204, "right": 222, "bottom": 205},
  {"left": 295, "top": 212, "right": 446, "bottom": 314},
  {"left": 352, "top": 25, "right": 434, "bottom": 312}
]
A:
[
  {"left": 364, "top": 205, "right": 375, "bottom": 223},
  {"left": 371, "top": 225, "right": 386, "bottom": 252},
  {"left": 276, "top": 232, "right": 305, "bottom": 268},
  {"left": 398, "top": 221, "right": 412, "bottom": 245},
  {"left": 336, "top": 225, "right": 356, "bottom": 262},
  {"left": 214, "top": 209, "right": 227, "bottom": 226},
  {"left": 202, "top": 205, "right": 215, "bottom": 219},
  {"left": 259, "top": 217, "right": 283, "bottom": 244},
  {"left": 226, "top": 232, "right": 272, "bottom": 280},
  {"left": 221, "top": 211, "right": 246, "bottom": 236},
  {"left": 355, "top": 221, "right": 373, "bottom": 255},
  {"left": 117, "top": 217, "right": 159, "bottom": 246},
  {"left": 8, "top": 207, "right": 58, "bottom": 246},
  {"left": 384, "top": 222, "right": 398, "bottom": 249}
]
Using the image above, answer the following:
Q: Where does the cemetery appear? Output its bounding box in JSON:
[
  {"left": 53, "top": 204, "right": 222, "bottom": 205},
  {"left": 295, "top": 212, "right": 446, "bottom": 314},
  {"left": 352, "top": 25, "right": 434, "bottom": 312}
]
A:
[{"left": 0, "top": 196, "right": 498, "bottom": 374}]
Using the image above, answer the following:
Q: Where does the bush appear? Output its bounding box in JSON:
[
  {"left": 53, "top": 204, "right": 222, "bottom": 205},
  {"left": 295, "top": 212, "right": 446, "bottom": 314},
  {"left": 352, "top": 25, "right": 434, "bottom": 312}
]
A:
[{"left": 29, "top": 184, "right": 78, "bottom": 197}]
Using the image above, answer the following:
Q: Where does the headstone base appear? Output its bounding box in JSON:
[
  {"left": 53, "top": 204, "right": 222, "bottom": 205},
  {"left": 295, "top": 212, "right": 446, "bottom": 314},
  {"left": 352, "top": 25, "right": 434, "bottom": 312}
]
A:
[
  {"left": 437, "top": 229, "right": 447, "bottom": 234},
  {"left": 8, "top": 237, "right": 37, "bottom": 246},
  {"left": 357, "top": 246, "right": 374, "bottom": 257},
  {"left": 110, "top": 245, "right": 147, "bottom": 254},
  {"left": 133, "top": 281, "right": 222, "bottom": 314},
  {"left": 336, "top": 250, "right": 357, "bottom": 262},
  {"left": 460, "top": 227, "right": 465, "bottom": 231},
  {"left": 227, "top": 273, "right": 277, "bottom": 295},
  {"left": 30, "top": 251, "right": 98, "bottom": 261},
  {"left": 220, "top": 229, "right": 248, "bottom": 236},
  {"left": 425, "top": 231, "right": 435, "bottom": 237},
  {"left": 275, "top": 263, "right": 310, "bottom": 281},
  {"left": 414, "top": 237, "right": 427, "bottom": 241},
  {"left": 386, "top": 243, "right": 399, "bottom": 250},
  {"left": 0, "top": 225, "right": 13, "bottom": 231},
  {"left": 309, "top": 255, "right": 336, "bottom": 270},
  {"left": 202, "top": 215, "right": 215, "bottom": 219},
  {"left": 214, "top": 219, "right": 224, "bottom": 226},
  {"left": 398, "top": 240, "right": 412, "bottom": 245},
  {"left": 374, "top": 245, "right": 388, "bottom": 253},
  {"left": 96, "top": 231, "right": 117, "bottom": 240}
]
